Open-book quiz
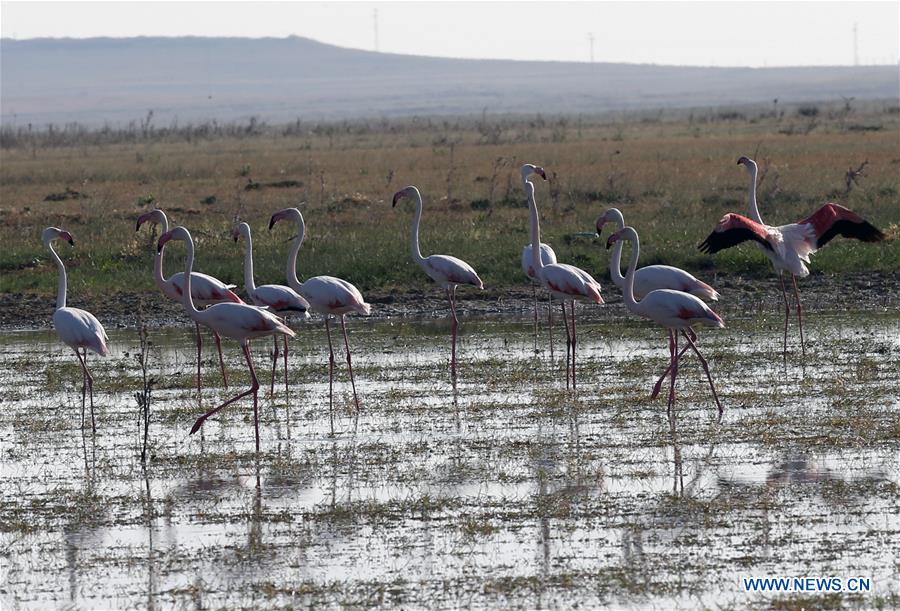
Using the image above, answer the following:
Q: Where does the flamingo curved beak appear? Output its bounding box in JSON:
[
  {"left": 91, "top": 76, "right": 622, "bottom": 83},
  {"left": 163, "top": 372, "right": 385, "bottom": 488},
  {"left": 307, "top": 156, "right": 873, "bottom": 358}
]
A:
[
  {"left": 269, "top": 209, "right": 291, "bottom": 231},
  {"left": 231, "top": 228, "right": 241, "bottom": 242},
  {"left": 535, "top": 166, "right": 547, "bottom": 180},
  {"left": 606, "top": 232, "right": 622, "bottom": 250},
  {"left": 392, "top": 191, "right": 403, "bottom": 207},
  {"left": 59, "top": 230, "right": 75, "bottom": 246},
  {"left": 737, "top": 156, "right": 749, "bottom": 165},
  {"left": 157, "top": 230, "right": 174, "bottom": 253},
  {"left": 135, "top": 212, "right": 152, "bottom": 232}
]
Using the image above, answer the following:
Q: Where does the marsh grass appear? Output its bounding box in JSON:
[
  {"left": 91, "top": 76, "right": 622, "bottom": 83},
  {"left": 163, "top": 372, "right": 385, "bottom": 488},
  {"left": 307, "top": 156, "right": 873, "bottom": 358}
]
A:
[{"left": 1, "top": 107, "right": 897, "bottom": 305}]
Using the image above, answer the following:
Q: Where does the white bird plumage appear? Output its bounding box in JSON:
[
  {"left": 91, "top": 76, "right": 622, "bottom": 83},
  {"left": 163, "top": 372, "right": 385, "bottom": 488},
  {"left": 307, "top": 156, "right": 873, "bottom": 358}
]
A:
[
  {"left": 158, "top": 226, "right": 294, "bottom": 453},
  {"left": 136, "top": 208, "right": 239, "bottom": 396},
  {"left": 43, "top": 226, "right": 109, "bottom": 433},
  {"left": 232, "top": 221, "right": 309, "bottom": 399},
  {"left": 608, "top": 226, "right": 724, "bottom": 419},
  {"left": 269, "top": 207, "right": 370, "bottom": 431},
  {"left": 596, "top": 207, "right": 719, "bottom": 301},
  {"left": 525, "top": 178, "right": 603, "bottom": 389},
  {"left": 393, "top": 185, "right": 483, "bottom": 379}
]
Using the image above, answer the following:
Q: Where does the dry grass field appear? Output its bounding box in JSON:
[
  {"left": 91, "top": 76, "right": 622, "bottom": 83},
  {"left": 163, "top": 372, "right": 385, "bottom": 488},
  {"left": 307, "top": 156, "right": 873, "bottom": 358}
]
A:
[{"left": 1, "top": 102, "right": 897, "bottom": 309}]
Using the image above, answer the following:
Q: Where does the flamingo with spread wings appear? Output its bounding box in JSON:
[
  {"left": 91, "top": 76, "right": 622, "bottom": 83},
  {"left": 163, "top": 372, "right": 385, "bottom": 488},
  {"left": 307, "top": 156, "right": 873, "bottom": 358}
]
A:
[{"left": 699, "top": 156, "right": 886, "bottom": 358}]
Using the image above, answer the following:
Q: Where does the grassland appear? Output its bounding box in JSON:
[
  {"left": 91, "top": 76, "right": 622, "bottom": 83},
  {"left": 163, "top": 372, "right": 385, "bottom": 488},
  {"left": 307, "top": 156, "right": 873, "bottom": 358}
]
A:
[{"left": 1, "top": 101, "right": 897, "bottom": 314}]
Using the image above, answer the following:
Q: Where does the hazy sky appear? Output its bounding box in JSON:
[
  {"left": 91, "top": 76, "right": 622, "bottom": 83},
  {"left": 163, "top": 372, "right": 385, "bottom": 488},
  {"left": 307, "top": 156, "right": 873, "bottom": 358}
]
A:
[{"left": 2, "top": 1, "right": 898, "bottom": 67}]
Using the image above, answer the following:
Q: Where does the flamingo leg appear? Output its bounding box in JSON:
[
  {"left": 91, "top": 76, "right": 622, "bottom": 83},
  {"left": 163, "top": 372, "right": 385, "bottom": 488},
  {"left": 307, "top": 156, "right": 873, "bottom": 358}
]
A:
[
  {"left": 448, "top": 286, "right": 459, "bottom": 379},
  {"left": 195, "top": 322, "right": 203, "bottom": 406},
  {"left": 791, "top": 274, "right": 806, "bottom": 357},
  {"left": 561, "top": 301, "right": 571, "bottom": 389},
  {"left": 325, "top": 316, "right": 335, "bottom": 436},
  {"left": 269, "top": 334, "right": 279, "bottom": 399},
  {"left": 213, "top": 331, "right": 228, "bottom": 390},
  {"left": 570, "top": 301, "right": 577, "bottom": 389},
  {"left": 532, "top": 282, "right": 539, "bottom": 352},
  {"left": 779, "top": 272, "right": 790, "bottom": 362},
  {"left": 283, "top": 335, "right": 290, "bottom": 402},
  {"left": 680, "top": 330, "right": 724, "bottom": 420},
  {"left": 189, "top": 342, "right": 261, "bottom": 452},
  {"left": 547, "top": 294, "right": 554, "bottom": 362},
  {"left": 340, "top": 315, "right": 360, "bottom": 412},
  {"left": 667, "top": 330, "right": 678, "bottom": 424},
  {"left": 75, "top": 347, "right": 95, "bottom": 433},
  {"left": 651, "top": 345, "right": 691, "bottom": 400}
]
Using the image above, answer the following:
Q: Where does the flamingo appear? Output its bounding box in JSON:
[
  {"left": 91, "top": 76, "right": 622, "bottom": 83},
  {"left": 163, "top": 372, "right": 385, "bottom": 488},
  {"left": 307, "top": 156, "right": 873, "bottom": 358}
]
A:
[
  {"left": 596, "top": 208, "right": 719, "bottom": 301},
  {"left": 268, "top": 208, "right": 371, "bottom": 433},
  {"left": 231, "top": 222, "right": 310, "bottom": 400},
  {"left": 524, "top": 178, "right": 603, "bottom": 389},
  {"left": 136, "top": 209, "right": 241, "bottom": 400},
  {"left": 699, "top": 156, "right": 886, "bottom": 358},
  {"left": 607, "top": 226, "right": 725, "bottom": 420},
  {"left": 43, "top": 227, "right": 109, "bottom": 433},
  {"left": 157, "top": 226, "right": 295, "bottom": 453},
  {"left": 392, "top": 186, "right": 484, "bottom": 379},
  {"left": 520, "top": 163, "right": 557, "bottom": 356},
  {"left": 597, "top": 207, "right": 720, "bottom": 388}
]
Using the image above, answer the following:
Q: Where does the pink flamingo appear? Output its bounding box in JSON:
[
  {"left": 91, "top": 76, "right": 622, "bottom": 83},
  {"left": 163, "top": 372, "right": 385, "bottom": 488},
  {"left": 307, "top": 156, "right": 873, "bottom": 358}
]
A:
[
  {"left": 136, "top": 209, "right": 241, "bottom": 399},
  {"left": 700, "top": 156, "right": 886, "bottom": 358},
  {"left": 43, "top": 227, "right": 109, "bottom": 433},
  {"left": 393, "top": 186, "right": 484, "bottom": 380},
  {"left": 158, "top": 226, "right": 295, "bottom": 453},
  {"left": 232, "top": 222, "right": 310, "bottom": 399},
  {"left": 520, "top": 163, "right": 557, "bottom": 356},
  {"left": 607, "top": 226, "right": 725, "bottom": 420},
  {"left": 525, "top": 179, "right": 603, "bottom": 389},
  {"left": 597, "top": 207, "right": 720, "bottom": 387},
  {"left": 269, "top": 208, "right": 371, "bottom": 433}
]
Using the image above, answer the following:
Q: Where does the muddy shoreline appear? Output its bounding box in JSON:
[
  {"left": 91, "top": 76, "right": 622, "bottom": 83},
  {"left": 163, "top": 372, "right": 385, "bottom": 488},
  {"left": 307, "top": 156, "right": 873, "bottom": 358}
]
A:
[{"left": 2, "top": 271, "right": 897, "bottom": 331}]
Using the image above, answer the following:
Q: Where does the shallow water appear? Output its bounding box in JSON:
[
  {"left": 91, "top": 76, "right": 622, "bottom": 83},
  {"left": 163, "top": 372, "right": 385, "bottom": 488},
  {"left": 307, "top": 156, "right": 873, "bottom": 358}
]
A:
[{"left": 1, "top": 308, "right": 899, "bottom": 609}]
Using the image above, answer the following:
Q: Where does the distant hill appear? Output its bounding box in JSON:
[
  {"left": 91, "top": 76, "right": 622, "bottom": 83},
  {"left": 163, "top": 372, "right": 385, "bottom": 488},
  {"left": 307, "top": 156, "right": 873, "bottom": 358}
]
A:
[{"left": 1, "top": 36, "right": 897, "bottom": 126}]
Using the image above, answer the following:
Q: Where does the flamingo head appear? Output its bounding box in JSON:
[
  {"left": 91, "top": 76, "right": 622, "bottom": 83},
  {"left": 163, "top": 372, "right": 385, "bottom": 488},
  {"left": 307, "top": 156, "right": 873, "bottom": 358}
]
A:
[
  {"left": 392, "top": 186, "right": 419, "bottom": 207},
  {"left": 520, "top": 164, "right": 547, "bottom": 182},
  {"left": 135, "top": 209, "right": 166, "bottom": 232},
  {"left": 595, "top": 208, "right": 624, "bottom": 236},
  {"left": 269, "top": 208, "right": 300, "bottom": 231},
  {"left": 231, "top": 222, "right": 250, "bottom": 243},
  {"left": 157, "top": 226, "right": 190, "bottom": 253},
  {"left": 606, "top": 228, "right": 627, "bottom": 250},
  {"left": 737, "top": 156, "right": 757, "bottom": 171},
  {"left": 42, "top": 227, "right": 74, "bottom": 246}
]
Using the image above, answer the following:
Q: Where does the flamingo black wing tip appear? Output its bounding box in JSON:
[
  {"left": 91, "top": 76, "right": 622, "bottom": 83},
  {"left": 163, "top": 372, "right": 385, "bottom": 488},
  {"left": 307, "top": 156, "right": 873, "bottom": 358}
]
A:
[{"left": 189, "top": 419, "right": 204, "bottom": 435}]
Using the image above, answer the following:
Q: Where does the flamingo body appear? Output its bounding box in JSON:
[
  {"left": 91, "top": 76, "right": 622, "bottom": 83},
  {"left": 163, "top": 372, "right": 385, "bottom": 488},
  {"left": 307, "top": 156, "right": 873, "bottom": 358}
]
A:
[
  {"left": 522, "top": 243, "right": 557, "bottom": 280},
  {"left": 540, "top": 263, "right": 603, "bottom": 303},
  {"left": 597, "top": 208, "right": 719, "bottom": 301},
  {"left": 54, "top": 307, "right": 110, "bottom": 356},
  {"left": 299, "top": 275, "right": 372, "bottom": 316},
  {"left": 420, "top": 254, "right": 484, "bottom": 290},
  {"left": 164, "top": 272, "right": 242, "bottom": 306}
]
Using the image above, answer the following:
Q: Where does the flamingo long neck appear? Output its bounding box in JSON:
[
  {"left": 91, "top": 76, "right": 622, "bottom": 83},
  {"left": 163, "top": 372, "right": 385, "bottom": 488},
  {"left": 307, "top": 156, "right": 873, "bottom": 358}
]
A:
[
  {"left": 409, "top": 192, "right": 426, "bottom": 266},
  {"left": 152, "top": 214, "right": 171, "bottom": 291},
  {"left": 746, "top": 164, "right": 763, "bottom": 224},
  {"left": 608, "top": 216, "right": 627, "bottom": 289},
  {"left": 181, "top": 236, "right": 201, "bottom": 318},
  {"left": 46, "top": 240, "right": 67, "bottom": 310},
  {"left": 286, "top": 218, "right": 305, "bottom": 292},
  {"left": 241, "top": 229, "right": 257, "bottom": 294},
  {"left": 621, "top": 231, "right": 641, "bottom": 312},
  {"left": 527, "top": 186, "right": 543, "bottom": 276}
]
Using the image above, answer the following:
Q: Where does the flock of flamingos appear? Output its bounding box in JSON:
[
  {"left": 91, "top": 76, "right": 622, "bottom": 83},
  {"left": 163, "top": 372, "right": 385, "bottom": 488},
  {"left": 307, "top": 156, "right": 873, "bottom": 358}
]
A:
[{"left": 42, "top": 157, "right": 887, "bottom": 451}]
